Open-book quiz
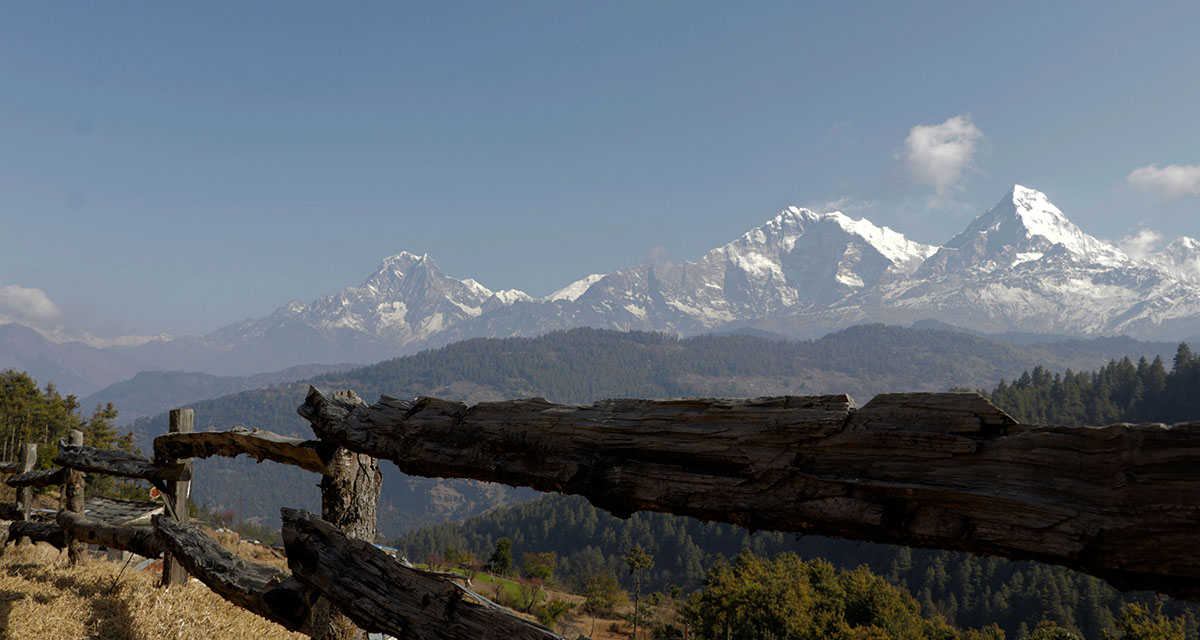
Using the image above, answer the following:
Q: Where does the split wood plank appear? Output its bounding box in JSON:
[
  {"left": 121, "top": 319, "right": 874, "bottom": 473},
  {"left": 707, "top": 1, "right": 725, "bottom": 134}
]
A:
[
  {"left": 5, "top": 467, "right": 65, "bottom": 488},
  {"left": 154, "top": 425, "right": 333, "bottom": 476},
  {"left": 57, "top": 511, "right": 163, "bottom": 559},
  {"left": 54, "top": 443, "right": 188, "bottom": 481},
  {"left": 153, "top": 515, "right": 315, "bottom": 634},
  {"left": 299, "top": 387, "right": 1200, "bottom": 602},
  {"left": 281, "top": 508, "right": 563, "bottom": 640},
  {"left": 7, "top": 520, "right": 65, "bottom": 548}
]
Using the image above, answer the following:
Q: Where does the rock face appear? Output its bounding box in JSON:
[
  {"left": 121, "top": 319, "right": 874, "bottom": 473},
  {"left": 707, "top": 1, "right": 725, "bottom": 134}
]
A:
[{"left": 111, "top": 185, "right": 1200, "bottom": 375}]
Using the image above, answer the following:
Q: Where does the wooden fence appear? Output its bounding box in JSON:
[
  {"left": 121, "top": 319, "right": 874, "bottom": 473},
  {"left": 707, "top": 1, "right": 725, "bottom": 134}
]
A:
[{"left": 3, "top": 388, "right": 1200, "bottom": 640}]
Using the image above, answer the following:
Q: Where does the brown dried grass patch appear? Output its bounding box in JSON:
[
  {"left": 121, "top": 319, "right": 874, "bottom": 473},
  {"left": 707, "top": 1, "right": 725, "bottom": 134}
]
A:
[{"left": 0, "top": 542, "right": 305, "bottom": 640}]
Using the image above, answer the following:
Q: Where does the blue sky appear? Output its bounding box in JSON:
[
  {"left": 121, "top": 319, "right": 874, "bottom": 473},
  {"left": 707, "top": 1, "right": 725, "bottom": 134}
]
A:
[{"left": 2, "top": 2, "right": 1198, "bottom": 339}]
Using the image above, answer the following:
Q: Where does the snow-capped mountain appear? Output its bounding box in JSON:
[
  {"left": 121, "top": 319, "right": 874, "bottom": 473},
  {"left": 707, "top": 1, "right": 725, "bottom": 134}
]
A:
[
  {"left": 110, "top": 185, "right": 1200, "bottom": 375},
  {"left": 1145, "top": 237, "right": 1200, "bottom": 283}
]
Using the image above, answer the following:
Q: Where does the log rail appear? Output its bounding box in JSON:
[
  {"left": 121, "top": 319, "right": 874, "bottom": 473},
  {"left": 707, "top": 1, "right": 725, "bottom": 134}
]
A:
[{"left": 300, "top": 387, "right": 1200, "bottom": 602}]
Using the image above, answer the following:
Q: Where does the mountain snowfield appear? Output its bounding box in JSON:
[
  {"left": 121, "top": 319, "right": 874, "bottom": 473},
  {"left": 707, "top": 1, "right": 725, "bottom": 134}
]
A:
[{"left": 113, "top": 185, "right": 1200, "bottom": 374}]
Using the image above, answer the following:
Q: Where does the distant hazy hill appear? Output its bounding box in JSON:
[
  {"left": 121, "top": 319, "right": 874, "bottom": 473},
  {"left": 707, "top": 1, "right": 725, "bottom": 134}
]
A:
[
  {"left": 0, "top": 323, "right": 146, "bottom": 397},
  {"left": 79, "top": 363, "right": 356, "bottom": 425},
  {"left": 126, "top": 324, "right": 1177, "bottom": 537}
]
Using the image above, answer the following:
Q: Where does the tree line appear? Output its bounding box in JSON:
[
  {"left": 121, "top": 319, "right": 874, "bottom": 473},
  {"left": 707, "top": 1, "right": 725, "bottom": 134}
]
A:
[{"left": 0, "top": 369, "right": 145, "bottom": 499}]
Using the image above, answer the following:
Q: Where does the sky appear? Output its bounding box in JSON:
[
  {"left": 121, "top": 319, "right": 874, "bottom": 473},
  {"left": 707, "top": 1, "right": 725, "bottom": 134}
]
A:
[{"left": 2, "top": 2, "right": 1198, "bottom": 341}]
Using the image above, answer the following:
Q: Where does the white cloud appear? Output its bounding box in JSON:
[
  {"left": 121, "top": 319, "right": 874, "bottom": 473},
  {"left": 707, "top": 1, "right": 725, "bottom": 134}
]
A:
[
  {"left": 0, "top": 284, "right": 62, "bottom": 323},
  {"left": 1118, "top": 228, "right": 1162, "bottom": 261},
  {"left": 1126, "top": 163, "right": 1200, "bottom": 199},
  {"left": 647, "top": 244, "right": 669, "bottom": 265},
  {"left": 899, "top": 115, "right": 983, "bottom": 198},
  {"left": 815, "top": 197, "right": 876, "bottom": 215}
]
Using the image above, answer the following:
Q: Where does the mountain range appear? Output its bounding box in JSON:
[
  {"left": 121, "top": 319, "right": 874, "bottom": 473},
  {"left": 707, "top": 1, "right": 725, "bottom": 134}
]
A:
[
  {"left": 101, "top": 185, "right": 1200, "bottom": 376},
  {"left": 0, "top": 323, "right": 146, "bottom": 396}
]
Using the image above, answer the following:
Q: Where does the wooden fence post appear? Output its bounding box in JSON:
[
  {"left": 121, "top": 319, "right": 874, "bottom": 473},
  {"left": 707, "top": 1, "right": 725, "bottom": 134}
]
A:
[
  {"left": 17, "top": 443, "right": 35, "bottom": 521},
  {"left": 65, "top": 429, "right": 86, "bottom": 564},
  {"left": 312, "top": 390, "right": 381, "bottom": 640},
  {"left": 163, "top": 409, "right": 193, "bottom": 587}
]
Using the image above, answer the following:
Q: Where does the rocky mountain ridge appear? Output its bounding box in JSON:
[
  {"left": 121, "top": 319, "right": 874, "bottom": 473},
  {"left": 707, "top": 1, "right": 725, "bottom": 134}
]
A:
[{"left": 109, "top": 185, "right": 1200, "bottom": 375}]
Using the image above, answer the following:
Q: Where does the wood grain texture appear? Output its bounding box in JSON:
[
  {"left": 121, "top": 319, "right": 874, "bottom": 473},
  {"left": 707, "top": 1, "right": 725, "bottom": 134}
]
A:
[
  {"left": 65, "top": 430, "right": 86, "bottom": 564},
  {"left": 153, "top": 515, "right": 315, "bottom": 634},
  {"left": 312, "top": 390, "right": 381, "bottom": 640},
  {"left": 281, "top": 508, "right": 563, "bottom": 640},
  {"left": 154, "top": 426, "right": 333, "bottom": 476},
  {"left": 5, "top": 468, "right": 65, "bottom": 488},
  {"left": 54, "top": 443, "right": 187, "bottom": 481},
  {"left": 8, "top": 520, "right": 65, "bottom": 548},
  {"left": 17, "top": 444, "right": 34, "bottom": 521},
  {"left": 57, "top": 511, "right": 162, "bottom": 559},
  {"left": 162, "top": 408, "right": 193, "bottom": 587},
  {"left": 300, "top": 387, "right": 1200, "bottom": 601}
]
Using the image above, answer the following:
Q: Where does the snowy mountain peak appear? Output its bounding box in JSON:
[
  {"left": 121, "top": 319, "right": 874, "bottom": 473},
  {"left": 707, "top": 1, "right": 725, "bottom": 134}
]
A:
[
  {"left": 1147, "top": 236, "right": 1200, "bottom": 282},
  {"left": 946, "top": 184, "right": 1125, "bottom": 268},
  {"left": 546, "top": 274, "right": 606, "bottom": 302},
  {"left": 488, "top": 288, "right": 531, "bottom": 305},
  {"left": 757, "top": 206, "right": 935, "bottom": 270},
  {"left": 377, "top": 251, "right": 426, "bottom": 268}
]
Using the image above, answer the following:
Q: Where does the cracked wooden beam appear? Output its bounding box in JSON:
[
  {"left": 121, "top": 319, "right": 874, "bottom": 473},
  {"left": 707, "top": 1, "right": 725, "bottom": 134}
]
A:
[
  {"left": 281, "top": 508, "right": 563, "bottom": 640},
  {"left": 300, "top": 387, "right": 1200, "bottom": 601},
  {"left": 57, "top": 511, "right": 163, "bottom": 559},
  {"left": 54, "top": 442, "right": 188, "bottom": 482},
  {"left": 154, "top": 426, "right": 334, "bottom": 476},
  {"left": 152, "top": 515, "right": 315, "bottom": 634},
  {"left": 5, "top": 467, "right": 65, "bottom": 488},
  {"left": 7, "top": 520, "right": 65, "bottom": 548}
]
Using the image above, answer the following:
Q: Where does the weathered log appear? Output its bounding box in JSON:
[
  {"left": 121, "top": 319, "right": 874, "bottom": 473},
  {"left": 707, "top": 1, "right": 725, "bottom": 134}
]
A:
[
  {"left": 281, "top": 508, "right": 563, "bottom": 640},
  {"left": 65, "top": 429, "right": 86, "bottom": 564},
  {"left": 57, "top": 510, "right": 162, "bottom": 559},
  {"left": 0, "top": 461, "right": 20, "bottom": 474},
  {"left": 300, "top": 387, "right": 1200, "bottom": 602},
  {"left": 309, "top": 391, "right": 381, "bottom": 640},
  {"left": 162, "top": 408, "right": 193, "bottom": 587},
  {"left": 154, "top": 425, "right": 333, "bottom": 475},
  {"left": 0, "top": 503, "right": 22, "bottom": 520},
  {"left": 54, "top": 443, "right": 187, "bottom": 481},
  {"left": 5, "top": 467, "right": 65, "bottom": 488},
  {"left": 16, "top": 444, "right": 35, "bottom": 520},
  {"left": 8, "top": 520, "right": 65, "bottom": 548},
  {"left": 152, "top": 515, "right": 315, "bottom": 634}
]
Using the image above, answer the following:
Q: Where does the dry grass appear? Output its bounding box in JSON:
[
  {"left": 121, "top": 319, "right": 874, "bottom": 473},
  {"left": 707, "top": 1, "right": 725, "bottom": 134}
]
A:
[{"left": 0, "top": 541, "right": 306, "bottom": 640}]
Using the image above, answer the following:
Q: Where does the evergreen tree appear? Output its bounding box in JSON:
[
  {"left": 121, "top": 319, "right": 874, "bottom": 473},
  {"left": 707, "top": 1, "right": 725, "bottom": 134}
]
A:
[
  {"left": 625, "top": 545, "right": 654, "bottom": 640},
  {"left": 487, "top": 537, "right": 513, "bottom": 575}
]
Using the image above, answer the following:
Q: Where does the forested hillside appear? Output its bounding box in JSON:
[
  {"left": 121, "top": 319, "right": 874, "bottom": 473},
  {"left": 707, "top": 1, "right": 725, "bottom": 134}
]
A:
[
  {"left": 0, "top": 370, "right": 144, "bottom": 499},
  {"left": 123, "top": 325, "right": 1173, "bottom": 535},
  {"left": 80, "top": 363, "right": 354, "bottom": 425},
  {"left": 393, "top": 344, "right": 1200, "bottom": 640},
  {"left": 988, "top": 346, "right": 1200, "bottom": 425}
]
